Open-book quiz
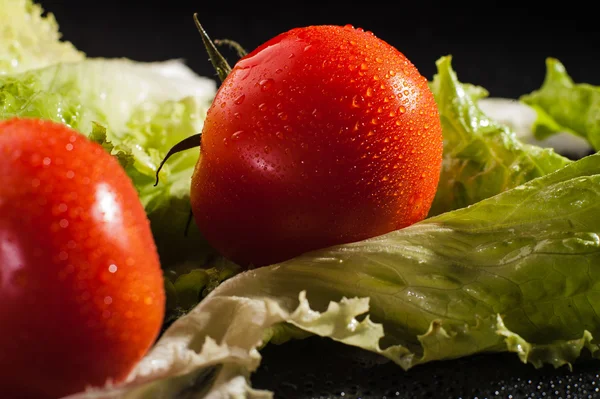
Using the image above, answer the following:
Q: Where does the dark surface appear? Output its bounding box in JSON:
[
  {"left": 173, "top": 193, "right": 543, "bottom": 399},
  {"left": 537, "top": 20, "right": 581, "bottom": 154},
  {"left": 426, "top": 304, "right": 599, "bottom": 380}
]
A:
[
  {"left": 253, "top": 336, "right": 600, "bottom": 399},
  {"left": 35, "top": 2, "right": 600, "bottom": 398},
  {"left": 40, "top": 0, "right": 600, "bottom": 99}
]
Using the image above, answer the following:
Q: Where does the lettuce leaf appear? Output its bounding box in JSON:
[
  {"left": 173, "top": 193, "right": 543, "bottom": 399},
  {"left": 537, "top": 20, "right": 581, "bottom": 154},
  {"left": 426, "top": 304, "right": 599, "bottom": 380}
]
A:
[
  {"left": 65, "top": 149, "right": 600, "bottom": 398},
  {"left": 0, "top": 58, "right": 217, "bottom": 267},
  {"left": 478, "top": 98, "right": 593, "bottom": 160},
  {"left": 0, "top": 0, "right": 84, "bottom": 74},
  {"left": 0, "top": 0, "right": 234, "bottom": 319},
  {"left": 520, "top": 58, "right": 600, "bottom": 151},
  {"left": 429, "top": 56, "right": 571, "bottom": 215}
]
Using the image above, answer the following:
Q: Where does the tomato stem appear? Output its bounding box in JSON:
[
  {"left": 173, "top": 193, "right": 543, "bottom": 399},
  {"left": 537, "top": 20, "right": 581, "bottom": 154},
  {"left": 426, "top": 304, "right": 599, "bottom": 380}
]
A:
[
  {"left": 214, "top": 39, "right": 248, "bottom": 58},
  {"left": 193, "top": 14, "right": 231, "bottom": 83},
  {"left": 154, "top": 133, "right": 202, "bottom": 186},
  {"left": 184, "top": 209, "right": 194, "bottom": 237}
]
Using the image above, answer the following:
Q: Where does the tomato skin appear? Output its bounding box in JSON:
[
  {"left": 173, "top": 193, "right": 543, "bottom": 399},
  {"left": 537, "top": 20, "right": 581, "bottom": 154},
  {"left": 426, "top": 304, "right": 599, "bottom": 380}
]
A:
[
  {"left": 0, "top": 119, "right": 165, "bottom": 398},
  {"left": 191, "top": 25, "right": 443, "bottom": 268}
]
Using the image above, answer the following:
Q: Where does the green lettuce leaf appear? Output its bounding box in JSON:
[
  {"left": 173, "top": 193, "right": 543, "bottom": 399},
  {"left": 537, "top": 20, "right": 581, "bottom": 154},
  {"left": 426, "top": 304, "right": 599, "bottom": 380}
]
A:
[
  {"left": 0, "top": 0, "right": 235, "bottom": 318},
  {"left": 478, "top": 98, "right": 593, "bottom": 160},
  {"left": 429, "top": 56, "right": 571, "bottom": 215},
  {"left": 0, "top": 0, "right": 84, "bottom": 74},
  {"left": 0, "top": 58, "right": 217, "bottom": 267},
  {"left": 65, "top": 149, "right": 600, "bottom": 398},
  {"left": 520, "top": 58, "right": 600, "bottom": 151}
]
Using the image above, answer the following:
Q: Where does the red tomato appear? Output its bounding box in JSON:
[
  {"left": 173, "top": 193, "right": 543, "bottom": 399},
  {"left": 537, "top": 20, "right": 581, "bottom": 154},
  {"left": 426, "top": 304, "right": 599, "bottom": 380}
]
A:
[
  {"left": 191, "top": 25, "right": 443, "bottom": 268},
  {"left": 0, "top": 118, "right": 165, "bottom": 398}
]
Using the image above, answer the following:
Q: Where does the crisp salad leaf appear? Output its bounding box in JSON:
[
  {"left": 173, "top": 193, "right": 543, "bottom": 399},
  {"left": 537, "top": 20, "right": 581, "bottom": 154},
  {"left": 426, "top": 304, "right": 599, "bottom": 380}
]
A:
[
  {"left": 478, "top": 98, "right": 593, "bottom": 160},
  {"left": 0, "top": 58, "right": 218, "bottom": 269},
  {"left": 66, "top": 150, "right": 600, "bottom": 398},
  {"left": 0, "top": 1, "right": 237, "bottom": 321},
  {"left": 429, "top": 56, "right": 571, "bottom": 215},
  {"left": 521, "top": 58, "right": 600, "bottom": 151},
  {"left": 0, "top": 0, "right": 84, "bottom": 74}
]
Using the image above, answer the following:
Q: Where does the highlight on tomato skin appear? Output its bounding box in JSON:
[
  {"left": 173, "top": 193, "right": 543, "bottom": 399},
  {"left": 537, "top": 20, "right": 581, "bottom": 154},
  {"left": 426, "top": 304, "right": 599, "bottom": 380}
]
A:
[
  {"left": 0, "top": 118, "right": 166, "bottom": 399},
  {"left": 191, "top": 24, "right": 444, "bottom": 268}
]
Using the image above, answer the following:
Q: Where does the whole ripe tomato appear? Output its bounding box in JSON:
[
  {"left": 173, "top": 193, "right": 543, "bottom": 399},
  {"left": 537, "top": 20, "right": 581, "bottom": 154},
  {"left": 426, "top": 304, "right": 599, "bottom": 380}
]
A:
[
  {"left": 191, "top": 24, "right": 443, "bottom": 268},
  {"left": 0, "top": 119, "right": 165, "bottom": 399}
]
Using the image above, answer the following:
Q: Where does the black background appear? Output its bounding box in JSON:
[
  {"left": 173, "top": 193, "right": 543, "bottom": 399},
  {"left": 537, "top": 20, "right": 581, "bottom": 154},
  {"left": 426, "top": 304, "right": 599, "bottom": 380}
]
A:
[{"left": 39, "top": 0, "right": 599, "bottom": 99}]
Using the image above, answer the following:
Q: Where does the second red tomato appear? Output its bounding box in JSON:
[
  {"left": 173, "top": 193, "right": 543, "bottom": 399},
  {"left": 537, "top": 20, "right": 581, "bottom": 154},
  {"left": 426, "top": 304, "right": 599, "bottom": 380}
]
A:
[{"left": 191, "top": 25, "right": 443, "bottom": 267}]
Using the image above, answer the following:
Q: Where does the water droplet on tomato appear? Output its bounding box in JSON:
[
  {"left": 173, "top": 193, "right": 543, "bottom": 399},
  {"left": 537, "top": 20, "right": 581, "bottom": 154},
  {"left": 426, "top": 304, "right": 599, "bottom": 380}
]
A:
[
  {"left": 234, "top": 94, "right": 246, "bottom": 105},
  {"left": 232, "top": 131, "right": 244, "bottom": 139},
  {"left": 278, "top": 112, "right": 288, "bottom": 120},
  {"left": 258, "top": 103, "right": 267, "bottom": 111},
  {"left": 351, "top": 95, "right": 361, "bottom": 108},
  {"left": 398, "top": 105, "right": 406, "bottom": 114},
  {"left": 360, "top": 63, "right": 368, "bottom": 71},
  {"left": 365, "top": 87, "right": 373, "bottom": 97},
  {"left": 259, "top": 79, "right": 274, "bottom": 91},
  {"left": 264, "top": 145, "right": 271, "bottom": 154}
]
